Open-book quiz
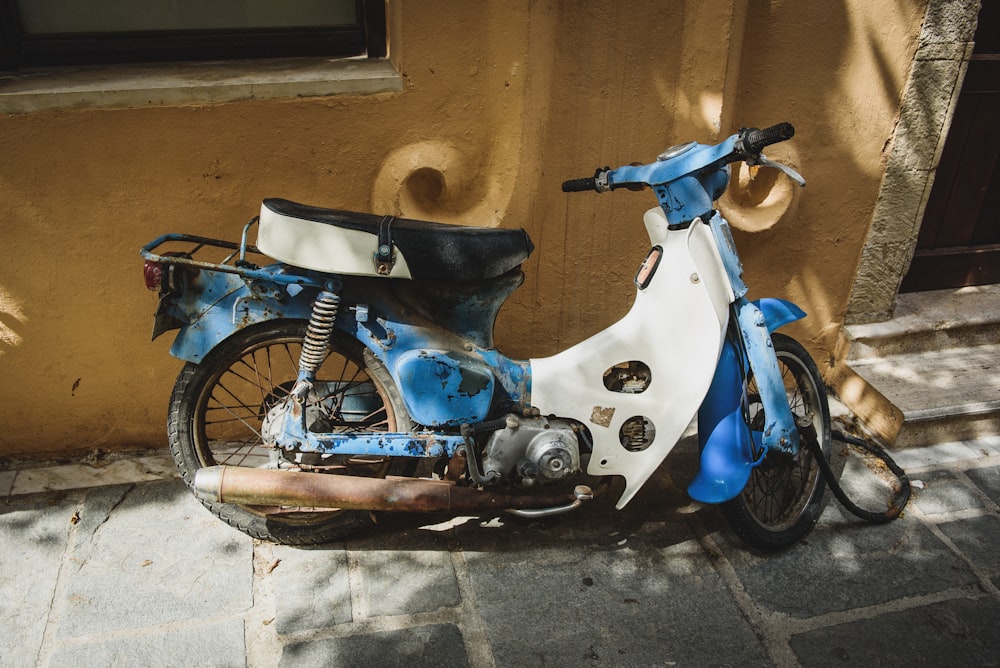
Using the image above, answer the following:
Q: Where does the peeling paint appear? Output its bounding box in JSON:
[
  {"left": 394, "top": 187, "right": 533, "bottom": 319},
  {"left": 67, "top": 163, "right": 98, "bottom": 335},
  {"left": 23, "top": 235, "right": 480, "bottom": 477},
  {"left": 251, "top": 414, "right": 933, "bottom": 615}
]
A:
[{"left": 591, "top": 406, "right": 615, "bottom": 428}]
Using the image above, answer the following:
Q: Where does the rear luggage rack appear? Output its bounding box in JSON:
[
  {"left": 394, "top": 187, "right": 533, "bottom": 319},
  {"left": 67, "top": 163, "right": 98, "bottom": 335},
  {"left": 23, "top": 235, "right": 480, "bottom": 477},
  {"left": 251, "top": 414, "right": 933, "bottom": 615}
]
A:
[{"left": 141, "top": 218, "right": 326, "bottom": 289}]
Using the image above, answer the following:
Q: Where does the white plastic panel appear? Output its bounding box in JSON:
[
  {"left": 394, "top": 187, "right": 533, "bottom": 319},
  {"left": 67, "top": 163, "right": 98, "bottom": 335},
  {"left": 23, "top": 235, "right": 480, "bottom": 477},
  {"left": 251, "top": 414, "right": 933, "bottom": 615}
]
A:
[
  {"left": 530, "top": 218, "right": 732, "bottom": 508},
  {"left": 256, "top": 204, "right": 413, "bottom": 278}
]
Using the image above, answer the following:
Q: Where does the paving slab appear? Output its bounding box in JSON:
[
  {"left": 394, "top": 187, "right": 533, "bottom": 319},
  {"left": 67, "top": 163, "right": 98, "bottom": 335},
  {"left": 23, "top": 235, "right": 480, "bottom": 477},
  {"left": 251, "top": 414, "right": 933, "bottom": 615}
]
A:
[
  {"left": 0, "top": 470, "right": 15, "bottom": 496},
  {"left": 55, "top": 480, "right": 253, "bottom": 638},
  {"left": 965, "top": 464, "right": 1000, "bottom": 505},
  {"left": 935, "top": 514, "right": 1000, "bottom": 574},
  {"left": 890, "top": 440, "right": 987, "bottom": 470},
  {"left": 968, "top": 435, "right": 1000, "bottom": 457},
  {"left": 449, "top": 487, "right": 769, "bottom": 668},
  {"left": 9, "top": 453, "right": 176, "bottom": 495},
  {"left": 465, "top": 537, "right": 770, "bottom": 667},
  {"left": 352, "top": 542, "right": 461, "bottom": 618},
  {"left": 47, "top": 619, "right": 246, "bottom": 668},
  {"left": 835, "top": 451, "right": 905, "bottom": 512},
  {"left": 268, "top": 544, "right": 353, "bottom": 635},
  {"left": 789, "top": 596, "right": 1000, "bottom": 667},
  {"left": 279, "top": 623, "right": 468, "bottom": 668},
  {"left": 0, "top": 493, "right": 77, "bottom": 667},
  {"left": 3, "top": 435, "right": 1000, "bottom": 668},
  {"left": 909, "top": 469, "right": 987, "bottom": 515},
  {"left": 721, "top": 506, "right": 979, "bottom": 618}
]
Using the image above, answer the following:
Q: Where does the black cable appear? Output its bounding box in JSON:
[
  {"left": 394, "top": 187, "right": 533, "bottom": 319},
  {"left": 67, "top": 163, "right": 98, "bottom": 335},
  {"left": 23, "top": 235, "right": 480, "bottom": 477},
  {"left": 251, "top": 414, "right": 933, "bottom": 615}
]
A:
[{"left": 809, "top": 430, "right": 912, "bottom": 524}]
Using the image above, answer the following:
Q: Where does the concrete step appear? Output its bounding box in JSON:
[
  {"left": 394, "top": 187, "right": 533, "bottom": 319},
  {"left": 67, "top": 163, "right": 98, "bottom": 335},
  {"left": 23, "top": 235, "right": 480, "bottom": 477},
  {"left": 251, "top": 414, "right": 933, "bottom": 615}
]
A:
[
  {"left": 847, "top": 342, "right": 1000, "bottom": 448},
  {"left": 847, "top": 283, "right": 1000, "bottom": 361},
  {"left": 838, "top": 284, "right": 1000, "bottom": 448}
]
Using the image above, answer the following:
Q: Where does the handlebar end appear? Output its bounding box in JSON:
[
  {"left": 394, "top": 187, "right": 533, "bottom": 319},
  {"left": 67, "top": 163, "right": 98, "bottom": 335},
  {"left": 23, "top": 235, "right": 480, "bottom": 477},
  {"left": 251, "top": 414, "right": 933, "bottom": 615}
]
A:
[
  {"left": 740, "top": 122, "right": 795, "bottom": 154},
  {"left": 561, "top": 177, "right": 596, "bottom": 193}
]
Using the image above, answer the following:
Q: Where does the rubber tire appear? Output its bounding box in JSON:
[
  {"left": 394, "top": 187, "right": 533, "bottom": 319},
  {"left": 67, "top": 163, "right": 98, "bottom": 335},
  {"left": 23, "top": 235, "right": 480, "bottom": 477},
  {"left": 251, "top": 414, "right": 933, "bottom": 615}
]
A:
[
  {"left": 721, "top": 333, "right": 831, "bottom": 551},
  {"left": 168, "top": 320, "right": 414, "bottom": 545}
]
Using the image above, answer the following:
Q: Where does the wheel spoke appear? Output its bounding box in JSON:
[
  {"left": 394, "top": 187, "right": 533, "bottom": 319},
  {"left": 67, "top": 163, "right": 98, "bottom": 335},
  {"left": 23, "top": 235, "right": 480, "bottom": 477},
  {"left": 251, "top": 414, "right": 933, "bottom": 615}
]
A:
[
  {"left": 726, "top": 334, "right": 831, "bottom": 548},
  {"left": 169, "top": 323, "right": 415, "bottom": 543}
]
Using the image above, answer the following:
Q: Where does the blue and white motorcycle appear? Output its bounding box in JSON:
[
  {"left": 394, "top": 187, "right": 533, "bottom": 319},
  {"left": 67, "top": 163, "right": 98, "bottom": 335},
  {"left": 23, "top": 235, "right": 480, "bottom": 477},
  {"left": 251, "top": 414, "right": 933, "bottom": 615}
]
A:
[{"left": 142, "top": 122, "right": 831, "bottom": 550}]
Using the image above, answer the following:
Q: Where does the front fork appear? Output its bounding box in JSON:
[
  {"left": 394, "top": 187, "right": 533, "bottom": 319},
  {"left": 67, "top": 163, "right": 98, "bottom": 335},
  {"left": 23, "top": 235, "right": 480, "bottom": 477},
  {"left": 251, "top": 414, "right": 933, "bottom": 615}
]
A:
[
  {"left": 732, "top": 296, "right": 800, "bottom": 455},
  {"left": 687, "top": 297, "right": 805, "bottom": 504}
]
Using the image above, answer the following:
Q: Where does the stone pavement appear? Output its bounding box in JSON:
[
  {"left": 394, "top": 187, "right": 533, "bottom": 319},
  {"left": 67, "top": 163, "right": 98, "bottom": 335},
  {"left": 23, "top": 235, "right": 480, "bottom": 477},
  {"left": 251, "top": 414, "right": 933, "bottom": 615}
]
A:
[{"left": 2, "top": 436, "right": 1000, "bottom": 668}]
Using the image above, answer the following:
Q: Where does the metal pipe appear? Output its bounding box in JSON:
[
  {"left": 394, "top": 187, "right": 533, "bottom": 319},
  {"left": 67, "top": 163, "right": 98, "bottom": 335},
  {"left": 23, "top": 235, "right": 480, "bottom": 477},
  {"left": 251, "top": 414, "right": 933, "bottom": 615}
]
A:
[{"left": 193, "top": 465, "right": 592, "bottom": 515}]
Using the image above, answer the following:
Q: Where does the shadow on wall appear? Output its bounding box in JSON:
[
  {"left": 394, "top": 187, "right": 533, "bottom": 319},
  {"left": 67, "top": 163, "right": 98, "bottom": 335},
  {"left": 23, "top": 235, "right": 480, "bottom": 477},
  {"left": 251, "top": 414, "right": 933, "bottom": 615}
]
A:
[{"left": 724, "top": 0, "right": 923, "bottom": 358}]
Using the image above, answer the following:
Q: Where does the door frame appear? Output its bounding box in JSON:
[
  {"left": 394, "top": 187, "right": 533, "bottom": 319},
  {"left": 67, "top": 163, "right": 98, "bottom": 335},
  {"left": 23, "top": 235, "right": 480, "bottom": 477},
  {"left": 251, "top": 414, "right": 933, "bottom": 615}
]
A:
[{"left": 845, "top": 0, "right": 983, "bottom": 324}]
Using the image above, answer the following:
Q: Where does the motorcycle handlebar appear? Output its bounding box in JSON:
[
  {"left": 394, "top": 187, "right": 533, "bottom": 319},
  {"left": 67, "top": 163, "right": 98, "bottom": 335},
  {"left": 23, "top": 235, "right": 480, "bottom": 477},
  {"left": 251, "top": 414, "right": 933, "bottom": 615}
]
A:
[
  {"left": 561, "top": 177, "right": 598, "bottom": 193},
  {"left": 739, "top": 122, "right": 794, "bottom": 155},
  {"left": 560, "top": 122, "right": 796, "bottom": 193}
]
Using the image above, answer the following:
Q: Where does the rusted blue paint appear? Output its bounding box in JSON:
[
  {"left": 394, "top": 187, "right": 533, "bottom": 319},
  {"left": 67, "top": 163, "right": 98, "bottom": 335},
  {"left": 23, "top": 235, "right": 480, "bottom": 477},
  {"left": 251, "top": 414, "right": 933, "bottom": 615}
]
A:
[
  {"left": 734, "top": 296, "right": 800, "bottom": 455},
  {"left": 154, "top": 264, "right": 322, "bottom": 363},
  {"left": 348, "top": 302, "right": 529, "bottom": 427},
  {"left": 480, "top": 347, "right": 530, "bottom": 407},
  {"left": 391, "top": 349, "right": 494, "bottom": 426},
  {"left": 142, "top": 234, "right": 333, "bottom": 362},
  {"left": 271, "top": 405, "right": 464, "bottom": 457},
  {"left": 147, "top": 237, "right": 532, "bottom": 428},
  {"left": 608, "top": 137, "right": 737, "bottom": 226}
]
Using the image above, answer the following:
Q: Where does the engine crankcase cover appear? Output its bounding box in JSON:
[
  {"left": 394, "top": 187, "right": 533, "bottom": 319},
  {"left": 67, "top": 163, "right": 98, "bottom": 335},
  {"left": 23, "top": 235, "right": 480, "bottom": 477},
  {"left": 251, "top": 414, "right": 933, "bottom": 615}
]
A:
[{"left": 482, "top": 415, "right": 580, "bottom": 482}]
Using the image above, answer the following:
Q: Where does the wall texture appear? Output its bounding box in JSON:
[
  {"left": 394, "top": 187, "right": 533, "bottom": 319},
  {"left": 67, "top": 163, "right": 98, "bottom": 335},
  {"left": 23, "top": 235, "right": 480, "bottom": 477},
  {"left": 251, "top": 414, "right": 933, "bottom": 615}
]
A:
[{"left": 0, "top": 1, "right": 931, "bottom": 457}]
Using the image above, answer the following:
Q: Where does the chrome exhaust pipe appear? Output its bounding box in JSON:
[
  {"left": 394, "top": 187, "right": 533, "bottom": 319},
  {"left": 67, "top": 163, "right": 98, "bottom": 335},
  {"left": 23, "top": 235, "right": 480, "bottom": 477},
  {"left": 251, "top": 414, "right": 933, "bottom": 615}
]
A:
[{"left": 193, "top": 465, "right": 593, "bottom": 515}]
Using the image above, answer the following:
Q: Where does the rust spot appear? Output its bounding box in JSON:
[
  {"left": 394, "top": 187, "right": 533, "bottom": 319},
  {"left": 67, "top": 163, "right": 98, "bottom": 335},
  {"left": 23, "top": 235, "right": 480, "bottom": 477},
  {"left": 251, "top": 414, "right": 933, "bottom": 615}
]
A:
[
  {"left": 445, "top": 449, "right": 468, "bottom": 481},
  {"left": 591, "top": 406, "right": 615, "bottom": 427}
]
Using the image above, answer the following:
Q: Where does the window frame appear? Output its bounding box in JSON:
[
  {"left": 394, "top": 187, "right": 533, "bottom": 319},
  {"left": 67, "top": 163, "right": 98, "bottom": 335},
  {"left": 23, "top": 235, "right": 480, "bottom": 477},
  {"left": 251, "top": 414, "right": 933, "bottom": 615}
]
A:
[{"left": 0, "top": 0, "right": 387, "bottom": 70}]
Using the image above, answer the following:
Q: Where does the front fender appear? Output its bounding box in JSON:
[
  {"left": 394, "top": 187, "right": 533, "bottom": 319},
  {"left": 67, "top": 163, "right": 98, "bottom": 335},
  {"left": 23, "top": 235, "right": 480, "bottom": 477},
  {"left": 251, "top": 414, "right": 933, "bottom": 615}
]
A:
[
  {"left": 754, "top": 297, "right": 806, "bottom": 334},
  {"left": 687, "top": 298, "right": 805, "bottom": 504}
]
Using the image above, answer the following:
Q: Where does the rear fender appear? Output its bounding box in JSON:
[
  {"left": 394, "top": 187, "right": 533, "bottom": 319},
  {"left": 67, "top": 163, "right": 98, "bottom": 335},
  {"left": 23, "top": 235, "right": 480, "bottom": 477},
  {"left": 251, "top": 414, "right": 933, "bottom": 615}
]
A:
[
  {"left": 687, "top": 298, "right": 805, "bottom": 504},
  {"left": 162, "top": 268, "right": 316, "bottom": 363}
]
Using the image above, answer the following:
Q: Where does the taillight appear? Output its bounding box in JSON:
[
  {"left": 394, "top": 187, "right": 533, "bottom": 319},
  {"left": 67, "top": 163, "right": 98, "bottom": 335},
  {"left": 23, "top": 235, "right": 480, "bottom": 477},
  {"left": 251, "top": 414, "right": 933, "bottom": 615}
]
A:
[{"left": 144, "top": 260, "right": 164, "bottom": 291}]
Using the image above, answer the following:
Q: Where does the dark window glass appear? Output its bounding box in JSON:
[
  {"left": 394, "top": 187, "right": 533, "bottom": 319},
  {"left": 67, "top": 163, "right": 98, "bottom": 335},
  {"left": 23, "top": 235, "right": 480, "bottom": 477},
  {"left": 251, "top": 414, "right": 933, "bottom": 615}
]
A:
[{"left": 0, "top": 0, "right": 386, "bottom": 70}]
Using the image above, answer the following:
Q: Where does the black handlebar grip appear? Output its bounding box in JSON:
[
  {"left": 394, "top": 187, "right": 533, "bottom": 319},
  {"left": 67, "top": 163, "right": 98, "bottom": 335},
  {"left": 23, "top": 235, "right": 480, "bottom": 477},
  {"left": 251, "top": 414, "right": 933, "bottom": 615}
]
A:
[
  {"left": 741, "top": 122, "right": 795, "bottom": 154},
  {"left": 561, "top": 177, "right": 597, "bottom": 193}
]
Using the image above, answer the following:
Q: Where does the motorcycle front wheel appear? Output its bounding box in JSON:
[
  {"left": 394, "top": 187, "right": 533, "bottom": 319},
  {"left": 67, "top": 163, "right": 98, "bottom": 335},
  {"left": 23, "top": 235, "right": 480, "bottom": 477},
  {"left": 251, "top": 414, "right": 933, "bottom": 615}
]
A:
[
  {"left": 721, "top": 333, "right": 832, "bottom": 551},
  {"left": 167, "top": 320, "right": 414, "bottom": 545}
]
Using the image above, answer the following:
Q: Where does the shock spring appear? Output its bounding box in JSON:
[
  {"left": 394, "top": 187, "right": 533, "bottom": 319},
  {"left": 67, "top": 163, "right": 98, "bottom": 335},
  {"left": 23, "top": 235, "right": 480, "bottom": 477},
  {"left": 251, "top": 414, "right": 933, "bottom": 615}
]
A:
[{"left": 298, "top": 291, "right": 340, "bottom": 375}]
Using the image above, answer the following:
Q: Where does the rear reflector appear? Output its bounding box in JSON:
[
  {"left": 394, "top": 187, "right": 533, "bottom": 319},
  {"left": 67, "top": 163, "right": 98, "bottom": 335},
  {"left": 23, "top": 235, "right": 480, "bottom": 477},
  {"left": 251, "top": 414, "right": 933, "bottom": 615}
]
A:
[{"left": 143, "top": 260, "right": 163, "bottom": 291}]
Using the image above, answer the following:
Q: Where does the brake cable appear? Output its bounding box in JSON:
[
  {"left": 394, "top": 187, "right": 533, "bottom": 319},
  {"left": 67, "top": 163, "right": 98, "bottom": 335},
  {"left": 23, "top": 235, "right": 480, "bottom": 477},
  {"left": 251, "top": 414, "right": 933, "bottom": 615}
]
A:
[{"left": 731, "top": 321, "right": 911, "bottom": 523}]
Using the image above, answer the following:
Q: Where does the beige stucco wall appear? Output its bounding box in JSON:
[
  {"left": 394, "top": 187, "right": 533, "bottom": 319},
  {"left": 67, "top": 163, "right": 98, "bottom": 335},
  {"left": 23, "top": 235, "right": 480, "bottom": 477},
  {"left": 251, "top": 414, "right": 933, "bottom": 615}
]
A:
[{"left": 0, "top": 0, "right": 927, "bottom": 458}]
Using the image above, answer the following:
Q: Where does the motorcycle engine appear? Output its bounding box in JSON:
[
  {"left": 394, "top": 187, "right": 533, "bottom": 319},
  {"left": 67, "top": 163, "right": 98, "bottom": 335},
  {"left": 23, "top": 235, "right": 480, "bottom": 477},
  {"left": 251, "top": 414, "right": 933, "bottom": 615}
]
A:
[{"left": 481, "top": 415, "right": 581, "bottom": 484}]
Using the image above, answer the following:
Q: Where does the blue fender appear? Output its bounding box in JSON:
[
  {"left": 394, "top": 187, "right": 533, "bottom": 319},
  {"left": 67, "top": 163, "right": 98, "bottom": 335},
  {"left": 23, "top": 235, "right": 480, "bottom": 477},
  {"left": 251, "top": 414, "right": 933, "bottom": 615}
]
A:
[
  {"left": 687, "top": 298, "right": 805, "bottom": 504},
  {"left": 167, "top": 272, "right": 316, "bottom": 363}
]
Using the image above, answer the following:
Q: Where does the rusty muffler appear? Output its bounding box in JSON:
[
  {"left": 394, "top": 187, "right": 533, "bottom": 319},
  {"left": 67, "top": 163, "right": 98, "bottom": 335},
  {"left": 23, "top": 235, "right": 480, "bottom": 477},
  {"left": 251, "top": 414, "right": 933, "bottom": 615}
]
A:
[{"left": 193, "top": 465, "right": 593, "bottom": 516}]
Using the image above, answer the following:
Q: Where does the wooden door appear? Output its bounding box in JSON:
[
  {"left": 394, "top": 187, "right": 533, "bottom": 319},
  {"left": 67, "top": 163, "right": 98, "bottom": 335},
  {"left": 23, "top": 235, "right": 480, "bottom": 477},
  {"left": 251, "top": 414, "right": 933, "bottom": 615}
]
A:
[{"left": 900, "top": 3, "right": 1000, "bottom": 293}]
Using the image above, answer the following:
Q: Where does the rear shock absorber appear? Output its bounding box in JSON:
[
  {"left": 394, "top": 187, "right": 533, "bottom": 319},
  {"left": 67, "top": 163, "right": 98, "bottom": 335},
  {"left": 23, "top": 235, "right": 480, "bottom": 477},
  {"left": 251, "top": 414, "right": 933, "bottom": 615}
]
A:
[
  {"left": 264, "top": 290, "right": 342, "bottom": 446},
  {"left": 297, "top": 291, "right": 340, "bottom": 382}
]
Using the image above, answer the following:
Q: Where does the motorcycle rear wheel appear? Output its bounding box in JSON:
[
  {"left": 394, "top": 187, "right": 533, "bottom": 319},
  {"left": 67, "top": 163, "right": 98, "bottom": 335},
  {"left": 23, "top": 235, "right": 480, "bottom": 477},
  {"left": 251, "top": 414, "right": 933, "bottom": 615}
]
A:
[
  {"left": 721, "top": 333, "right": 831, "bottom": 551},
  {"left": 168, "top": 320, "right": 414, "bottom": 545}
]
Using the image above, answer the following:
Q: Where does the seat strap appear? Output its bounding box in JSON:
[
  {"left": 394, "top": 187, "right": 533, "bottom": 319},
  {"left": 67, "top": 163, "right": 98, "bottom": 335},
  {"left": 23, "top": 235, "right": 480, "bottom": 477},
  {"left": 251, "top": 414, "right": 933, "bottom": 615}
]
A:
[{"left": 373, "top": 215, "right": 396, "bottom": 275}]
